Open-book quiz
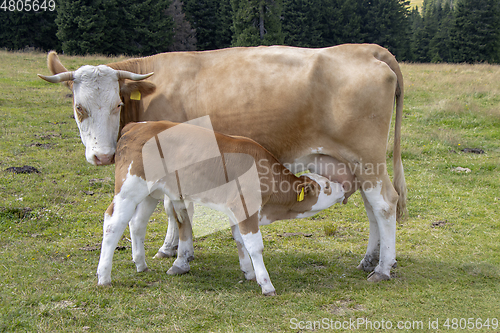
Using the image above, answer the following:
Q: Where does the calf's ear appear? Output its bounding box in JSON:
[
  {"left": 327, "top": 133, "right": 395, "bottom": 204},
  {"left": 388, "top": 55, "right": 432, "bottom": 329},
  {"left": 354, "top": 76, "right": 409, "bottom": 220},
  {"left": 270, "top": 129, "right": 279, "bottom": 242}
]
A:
[{"left": 296, "top": 180, "right": 320, "bottom": 201}]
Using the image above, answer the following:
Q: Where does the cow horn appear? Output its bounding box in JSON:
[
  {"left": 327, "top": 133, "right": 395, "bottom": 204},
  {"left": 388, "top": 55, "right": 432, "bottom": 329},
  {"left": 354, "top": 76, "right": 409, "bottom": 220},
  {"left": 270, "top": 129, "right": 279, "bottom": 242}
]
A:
[
  {"left": 116, "top": 70, "right": 154, "bottom": 81},
  {"left": 37, "top": 72, "right": 74, "bottom": 83}
]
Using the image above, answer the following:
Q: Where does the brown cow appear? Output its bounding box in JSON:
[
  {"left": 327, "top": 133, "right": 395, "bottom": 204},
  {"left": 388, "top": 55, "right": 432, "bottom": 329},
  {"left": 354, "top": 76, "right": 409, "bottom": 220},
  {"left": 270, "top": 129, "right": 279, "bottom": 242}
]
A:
[
  {"left": 97, "top": 119, "right": 345, "bottom": 295},
  {"left": 39, "top": 44, "right": 407, "bottom": 281}
]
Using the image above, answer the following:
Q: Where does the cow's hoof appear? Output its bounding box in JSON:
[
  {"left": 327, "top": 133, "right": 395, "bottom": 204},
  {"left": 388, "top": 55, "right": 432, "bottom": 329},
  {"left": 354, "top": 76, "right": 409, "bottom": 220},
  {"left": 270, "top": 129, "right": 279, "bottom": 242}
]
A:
[
  {"left": 154, "top": 249, "right": 176, "bottom": 259},
  {"left": 263, "top": 290, "right": 277, "bottom": 296},
  {"left": 138, "top": 267, "right": 150, "bottom": 273},
  {"left": 167, "top": 264, "right": 189, "bottom": 275},
  {"left": 357, "top": 257, "right": 378, "bottom": 273},
  {"left": 367, "top": 271, "right": 391, "bottom": 282}
]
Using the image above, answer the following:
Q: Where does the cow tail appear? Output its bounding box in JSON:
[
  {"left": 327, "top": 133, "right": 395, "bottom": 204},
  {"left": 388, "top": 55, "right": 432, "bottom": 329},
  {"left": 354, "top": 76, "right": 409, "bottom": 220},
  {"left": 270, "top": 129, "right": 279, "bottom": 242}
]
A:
[{"left": 392, "top": 66, "right": 408, "bottom": 221}]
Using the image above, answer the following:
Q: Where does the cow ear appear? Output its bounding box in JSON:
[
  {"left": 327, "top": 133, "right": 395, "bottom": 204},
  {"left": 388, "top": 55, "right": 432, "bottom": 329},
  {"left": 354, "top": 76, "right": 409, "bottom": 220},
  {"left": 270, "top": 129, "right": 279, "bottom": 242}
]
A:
[
  {"left": 120, "top": 81, "right": 156, "bottom": 101},
  {"left": 47, "top": 51, "right": 73, "bottom": 91}
]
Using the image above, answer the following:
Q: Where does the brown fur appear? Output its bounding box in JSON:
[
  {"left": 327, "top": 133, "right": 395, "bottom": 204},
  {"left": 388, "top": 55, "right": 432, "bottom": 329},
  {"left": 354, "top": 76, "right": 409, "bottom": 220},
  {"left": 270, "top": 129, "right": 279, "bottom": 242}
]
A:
[
  {"left": 47, "top": 44, "right": 406, "bottom": 221},
  {"left": 115, "top": 121, "right": 324, "bottom": 220}
]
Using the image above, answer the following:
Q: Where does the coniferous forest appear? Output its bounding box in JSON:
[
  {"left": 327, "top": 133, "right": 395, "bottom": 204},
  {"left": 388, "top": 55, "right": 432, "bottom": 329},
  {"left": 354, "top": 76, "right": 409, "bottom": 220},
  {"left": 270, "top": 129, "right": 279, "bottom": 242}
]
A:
[{"left": 1, "top": 0, "right": 500, "bottom": 63}]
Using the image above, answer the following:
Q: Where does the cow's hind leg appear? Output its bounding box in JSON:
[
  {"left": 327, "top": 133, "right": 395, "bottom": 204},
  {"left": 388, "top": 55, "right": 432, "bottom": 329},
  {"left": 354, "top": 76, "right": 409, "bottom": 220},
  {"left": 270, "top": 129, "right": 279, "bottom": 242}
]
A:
[
  {"left": 231, "top": 224, "right": 256, "bottom": 281},
  {"left": 239, "top": 213, "right": 275, "bottom": 296},
  {"left": 357, "top": 191, "right": 381, "bottom": 272},
  {"left": 129, "top": 195, "right": 159, "bottom": 273},
  {"left": 154, "top": 196, "right": 179, "bottom": 258},
  {"left": 360, "top": 176, "right": 398, "bottom": 282},
  {"left": 167, "top": 200, "right": 194, "bottom": 275}
]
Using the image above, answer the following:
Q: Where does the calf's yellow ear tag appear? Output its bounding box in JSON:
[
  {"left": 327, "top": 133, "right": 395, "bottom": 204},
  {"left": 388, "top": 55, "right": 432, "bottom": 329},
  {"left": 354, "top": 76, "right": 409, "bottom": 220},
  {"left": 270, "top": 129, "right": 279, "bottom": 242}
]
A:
[
  {"left": 297, "top": 187, "right": 305, "bottom": 202},
  {"left": 130, "top": 90, "right": 141, "bottom": 101}
]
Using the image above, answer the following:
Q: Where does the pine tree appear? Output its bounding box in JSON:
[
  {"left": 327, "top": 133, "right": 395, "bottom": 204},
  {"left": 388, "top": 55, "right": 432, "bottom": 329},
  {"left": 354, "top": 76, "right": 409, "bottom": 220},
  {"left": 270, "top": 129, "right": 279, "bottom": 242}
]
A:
[
  {"left": 56, "top": 0, "right": 108, "bottom": 55},
  {"left": 282, "top": 0, "right": 325, "bottom": 47},
  {"left": 358, "top": 0, "right": 412, "bottom": 60},
  {"left": 56, "top": 0, "right": 174, "bottom": 56},
  {"left": 231, "top": 0, "right": 284, "bottom": 46},
  {"left": 321, "top": 0, "right": 363, "bottom": 46},
  {"left": 409, "top": 6, "right": 427, "bottom": 61},
  {"left": 182, "top": 0, "right": 232, "bottom": 50},
  {"left": 0, "top": 10, "right": 60, "bottom": 51},
  {"left": 451, "top": 0, "right": 500, "bottom": 63},
  {"left": 216, "top": 0, "right": 234, "bottom": 49},
  {"left": 166, "top": 0, "right": 197, "bottom": 51},
  {"left": 429, "top": 0, "right": 454, "bottom": 62}
]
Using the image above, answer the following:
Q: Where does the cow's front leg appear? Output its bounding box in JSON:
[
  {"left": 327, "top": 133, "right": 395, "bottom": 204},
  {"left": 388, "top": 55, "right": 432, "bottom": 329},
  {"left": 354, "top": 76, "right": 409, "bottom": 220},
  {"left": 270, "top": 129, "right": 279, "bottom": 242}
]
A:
[
  {"left": 167, "top": 200, "right": 194, "bottom": 275},
  {"left": 231, "top": 224, "right": 255, "bottom": 281},
  {"left": 129, "top": 195, "right": 159, "bottom": 272},
  {"left": 357, "top": 191, "right": 380, "bottom": 272},
  {"left": 361, "top": 178, "right": 398, "bottom": 282},
  {"left": 154, "top": 196, "right": 179, "bottom": 258},
  {"left": 97, "top": 200, "right": 138, "bottom": 285},
  {"left": 239, "top": 214, "right": 275, "bottom": 296}
]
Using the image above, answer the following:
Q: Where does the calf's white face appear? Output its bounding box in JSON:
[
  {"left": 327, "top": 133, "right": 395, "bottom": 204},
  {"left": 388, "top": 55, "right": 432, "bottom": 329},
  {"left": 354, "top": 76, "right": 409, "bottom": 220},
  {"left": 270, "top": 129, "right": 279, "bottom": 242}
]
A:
[
  {"left": 298, "top": 173, "right": 345, "bottom": 218},
  {"left": 73, "top": 65, "right": 123, "bottom": 165}
]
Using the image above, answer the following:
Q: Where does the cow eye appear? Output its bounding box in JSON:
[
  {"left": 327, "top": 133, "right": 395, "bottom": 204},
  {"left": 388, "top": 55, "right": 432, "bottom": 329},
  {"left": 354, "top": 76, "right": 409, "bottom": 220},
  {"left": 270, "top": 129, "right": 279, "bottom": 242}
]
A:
[
  {"left": 112, "top": 103, "right": 124, "bottom": 114},
  {"left": 75, "top": 105, "right": 89, "bottom": 122}
]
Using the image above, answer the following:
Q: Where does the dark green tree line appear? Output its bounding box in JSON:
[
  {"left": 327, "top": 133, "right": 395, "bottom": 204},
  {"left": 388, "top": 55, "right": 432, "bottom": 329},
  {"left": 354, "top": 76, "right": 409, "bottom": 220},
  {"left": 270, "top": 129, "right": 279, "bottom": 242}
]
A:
[
  {"left": 410, "top": 0, "right": 500, "bottom": 63},
  {"left": 56, "top": 0, "right": 174, "bottom": 55},
  {"left": 2, "top": 0, "right": 500, "bottom": 63}
]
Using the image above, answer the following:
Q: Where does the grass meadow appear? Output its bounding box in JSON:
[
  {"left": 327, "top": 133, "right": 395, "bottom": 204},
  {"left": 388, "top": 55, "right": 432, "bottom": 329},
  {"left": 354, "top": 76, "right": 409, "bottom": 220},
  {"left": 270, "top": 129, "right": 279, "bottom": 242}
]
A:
[{"left": 1, "top": 51, "right": 499, "bottom": 332}]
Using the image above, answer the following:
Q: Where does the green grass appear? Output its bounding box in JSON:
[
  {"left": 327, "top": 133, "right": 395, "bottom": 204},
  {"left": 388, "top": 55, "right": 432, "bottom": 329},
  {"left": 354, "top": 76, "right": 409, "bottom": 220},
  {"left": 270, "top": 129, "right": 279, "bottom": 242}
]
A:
[{"left": 1, "top": 51, "right": 500, "bottom": 332}]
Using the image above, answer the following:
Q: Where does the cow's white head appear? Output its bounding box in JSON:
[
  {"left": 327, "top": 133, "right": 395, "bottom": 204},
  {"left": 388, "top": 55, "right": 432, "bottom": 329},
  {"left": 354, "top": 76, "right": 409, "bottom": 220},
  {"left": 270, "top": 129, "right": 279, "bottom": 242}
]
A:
[{"left": 38, "top": 65, "right": 153, "bottom": 166}]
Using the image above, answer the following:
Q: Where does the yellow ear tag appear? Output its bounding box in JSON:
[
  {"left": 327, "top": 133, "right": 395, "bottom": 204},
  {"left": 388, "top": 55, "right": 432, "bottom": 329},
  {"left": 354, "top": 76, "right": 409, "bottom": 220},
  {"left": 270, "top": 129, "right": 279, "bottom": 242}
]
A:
[
  {"left": 130, "top": 90, "right": 141, "bottom": 101},
  {"left": 297, "top": 187, "right": 305, "bottom": 202}
]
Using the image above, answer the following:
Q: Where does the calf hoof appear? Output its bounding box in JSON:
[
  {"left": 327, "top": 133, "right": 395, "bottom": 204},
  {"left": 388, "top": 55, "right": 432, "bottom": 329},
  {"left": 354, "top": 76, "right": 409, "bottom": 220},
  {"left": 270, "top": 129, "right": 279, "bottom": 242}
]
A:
[
  {"left": 263, "top": 290, "right": 277, "bottom": 296},
  {"left": 97, "top": 280, "right": 112, "bottom": 287},
  {"left": 367, "top": 271, "right": 391, "bottom": 282},
  {"left": 167, "top": 264, "right": 190, "bottom": 275}
]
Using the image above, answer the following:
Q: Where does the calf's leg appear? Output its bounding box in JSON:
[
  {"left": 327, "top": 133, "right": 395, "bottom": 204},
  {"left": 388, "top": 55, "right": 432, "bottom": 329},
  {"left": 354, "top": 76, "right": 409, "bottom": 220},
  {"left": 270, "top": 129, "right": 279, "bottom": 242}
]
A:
[
  {"left": 167, "top": 200, "right": 194, "bottom": 275},
  {"left": 231, "top": 224, "right": 255, "bottom": 281},
  {"left": 129, "top": 195, "right": 159, "bottom": 272},
  {"left": 239, "top": 213, "right": 275, "bottom": 296},
  {"left": 155, "top": 196, "right": 179, "bottom": 258},
  {"left": 97, "top": 200, "right": 139, "bottom": 285}
]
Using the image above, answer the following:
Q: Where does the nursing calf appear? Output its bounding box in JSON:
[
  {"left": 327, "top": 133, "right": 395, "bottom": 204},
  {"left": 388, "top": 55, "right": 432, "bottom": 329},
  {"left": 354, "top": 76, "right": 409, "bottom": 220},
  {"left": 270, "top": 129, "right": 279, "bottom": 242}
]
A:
[{"left": 97, "top": 119, "right": 345, "bottom": 295}]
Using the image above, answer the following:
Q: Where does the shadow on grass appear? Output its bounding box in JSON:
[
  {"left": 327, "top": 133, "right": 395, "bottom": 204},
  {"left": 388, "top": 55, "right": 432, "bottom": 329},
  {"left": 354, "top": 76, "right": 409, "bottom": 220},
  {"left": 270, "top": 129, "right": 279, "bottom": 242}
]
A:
[{"left": 105, "top": 248, "right": 500, "bottom": 296}]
